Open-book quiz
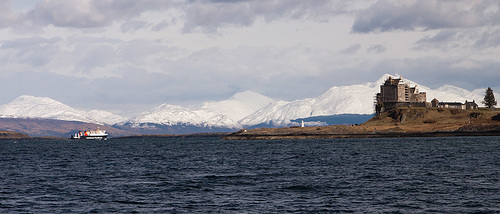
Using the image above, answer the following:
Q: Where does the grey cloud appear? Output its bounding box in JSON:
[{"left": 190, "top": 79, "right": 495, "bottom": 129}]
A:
[
  {"left": 27, "top": 0, "right": 173, "bottom": 28},
  {"left": 1, "top": 37, "right": 59, "bottom": 49},
  {"left": 1, "top": 37, "right": 61, "bottom": 67},
  {"left": 76, "top": 46, "right": 119, "bottom": 69},
  {"left": 353, "top": 0, "right": 500, "bottom": 33},
  {"left": 416, "top": 30, "right": 458, "bottom": 44},
  {"left": 0, "top": 36, "right": 170, "bottom": 79},
  {"left": 0, "top": 0, "right": 21, "bottom": 27},
  {"left": 474, "top": 29, "right": 500, "bottom": 48},
  {"left": 181, "top": 0, "right": 350, "bottom": 33},
  {"left": 339, "top": 44, "right": 362, "bottom": 54},
  {"left": 413, "top": 30, "right": 461, "bottom": 51},
  {"left": 367, "top": 44, "right": 386, "bottom": 53},
  {"left": 206, "top": 0, "right": 250, "bottom": 3},
  {"left": 152, "top": 20, "right": 173, "bottom": 31},
  {"left": 414, "top": 28, "right": 500, "bottom": 51},
  {"left": 120, "top": 20, "right": 150, "bottom": 32},
  {"left": 1, "top": 0, "right": 356, "bottom": 33}
]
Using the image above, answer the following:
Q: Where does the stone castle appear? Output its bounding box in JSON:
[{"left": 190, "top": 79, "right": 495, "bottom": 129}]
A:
[{"left": 375, "top": 76, "right": 478, "bottom": 115}]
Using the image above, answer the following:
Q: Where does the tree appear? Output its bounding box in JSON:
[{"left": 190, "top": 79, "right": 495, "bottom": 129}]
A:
[{"left": 482, "top": 87, "right": 497, "bottom": 109}]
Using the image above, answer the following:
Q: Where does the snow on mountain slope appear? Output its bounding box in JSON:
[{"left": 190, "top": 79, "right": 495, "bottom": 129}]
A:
[
  {"left": 238, "top": 84, "right": 377, "bottom": 126},
  {"left": 238, "top": 99, "right": 316, "bottom": 126},
  {"left": 200, "top": 91, "right": 273, "bottom": 122},
  {"left": 239, "top": 74, "right": 493, "bottom": 127},
  {"left": 87, "top": 110, "right": 128, "bottom": 125},
  {"left": 130, "top": 104, "right": 239, "bottom": 128},
  {"left": 128, "top": 91, "right": 273, "bottom": 128},
  {"left": 0, "top": 95, "right": 126, "bottom": 125},
  {"left": 428, "top": 85, "right": 483, "bottom": 103}
]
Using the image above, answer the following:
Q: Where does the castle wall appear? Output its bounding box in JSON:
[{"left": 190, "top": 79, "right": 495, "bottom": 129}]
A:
[
  {"left": 398, "top": 84, "right": 407, "bottom": 102},
  {"left": 377, "top": 77, "right": 428, "bottom": 114},
  {"left": 411, "top": 93, "right": 426, "bottom": 102},
  {"left": 377, "top": 77, "right": 478, "bottom": 115},
  {"left": 380, "top": 83, "right": 408, "bottom": 102}
]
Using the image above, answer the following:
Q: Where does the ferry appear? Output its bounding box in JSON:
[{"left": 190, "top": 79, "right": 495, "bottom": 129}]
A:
[{"left": 71, "top": 128, "right": 108, "bottom": 140}]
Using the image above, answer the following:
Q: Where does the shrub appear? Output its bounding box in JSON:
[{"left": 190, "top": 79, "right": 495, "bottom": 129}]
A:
[
  {"left": 469, "top": 112, "right": 481, "bottom": 119},
  {"left": 423, "top": 119, "right": 437, "bottom": 124}
]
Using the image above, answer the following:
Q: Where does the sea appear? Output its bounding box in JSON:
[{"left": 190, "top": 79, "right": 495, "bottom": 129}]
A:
[{"left": 1, "top": 136, "right": 499, "bottom": 213}]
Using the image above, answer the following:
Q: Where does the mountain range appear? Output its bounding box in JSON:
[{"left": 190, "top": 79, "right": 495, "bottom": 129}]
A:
[{"left": 0, "top": 74, "right": 495, "bottom": 136}]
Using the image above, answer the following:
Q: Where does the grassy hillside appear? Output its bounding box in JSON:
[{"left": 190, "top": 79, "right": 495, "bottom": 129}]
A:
[{"left": 363, "top": 107, "right": 500, "bottom": 133}]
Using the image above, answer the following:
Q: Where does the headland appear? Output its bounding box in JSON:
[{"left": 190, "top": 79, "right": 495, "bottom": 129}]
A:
[
  {"left": 0, "top": 130, "right": 30, "bottom": 139},
  {"left": 223, "top": 107, "right": 500, "bottom": 140}
]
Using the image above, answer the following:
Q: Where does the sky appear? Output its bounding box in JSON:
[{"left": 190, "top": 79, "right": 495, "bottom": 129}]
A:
[{"left": 0, "top": 0, "right": 499, "bottom": 116}]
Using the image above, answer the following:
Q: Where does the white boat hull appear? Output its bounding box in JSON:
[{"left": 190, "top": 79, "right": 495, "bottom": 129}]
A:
[{"left": 71, "top": 129, "right": 108, "bottom": 140}]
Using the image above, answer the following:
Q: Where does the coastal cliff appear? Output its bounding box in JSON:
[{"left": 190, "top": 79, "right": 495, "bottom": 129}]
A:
[{"left": 224, "top": 107, "right": 500, "bottom": 140}]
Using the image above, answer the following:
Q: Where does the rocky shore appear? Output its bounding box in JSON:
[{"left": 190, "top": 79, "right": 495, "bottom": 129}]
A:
[{"left": 224, "top": 107, "right": 500, "bottom": 140}]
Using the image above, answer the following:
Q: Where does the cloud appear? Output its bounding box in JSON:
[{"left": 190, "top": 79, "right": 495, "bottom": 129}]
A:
[
  {"left": 352, "top": 0, "right": 500, "bottom": 33},
  {"left": 0, "top": 0, "right": 371, "bottom": 35},
  {"left": 0, "top": 0, "right": 358, "bottom": 32},
  {"left": 474, "top": 28, "right": 500, "bottom": 48},
  {"left": 414, "top": 30, "right": 459, "bottom": 51},
  {"left": 339, "top": 44, "right": 362, "bottom": 54},
  {"left": 413, "top": 28, "right": 500, "bottom": 52},
  {"left": 0, "top": 0, "right": 22, "bottom": 27},
  {"left": 0, "top": 36, "right": 174, "bottom": 79},
  {"left": 25, "top": 0, "right": 173, "bottom": 28},
  {"left": 178, "top": 0, "right": 354, "bottom": 33},
  {"left": 0, "top": 37, "right": 62, "bottom": 67},
  {"left": 369, "top": 57, "right": 500, "bottom": 90},
  {"left": 367, "top": 44, "right": 386, "bottom": 53},
  {"left": 450, "top": 60, "right": 481, "bottom": 70}
]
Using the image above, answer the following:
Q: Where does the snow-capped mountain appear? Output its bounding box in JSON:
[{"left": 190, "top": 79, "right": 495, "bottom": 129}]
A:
[
  {"left": 239, "top": 88, "right": 376, "bottom": 126},
  {"left": 201, "top": 90, "right": 274, "bottom": 122},
  {"left": 0, "top": 74, "right": 495, "bottom": 131},
  {"left": 87, "top": 110, "right": 128, "bottom": 125},
  {"left": 0, "top": 95, "right": 127, "bottom": 125},
  {"left": 127, "top": 91, "right": 273, "bottom": 129},
  {"left": 238, "top": 74, "right": 491, "bottom": 127},
  {"left": 129, "top": 104, "right": 238, "bottom": 128}
]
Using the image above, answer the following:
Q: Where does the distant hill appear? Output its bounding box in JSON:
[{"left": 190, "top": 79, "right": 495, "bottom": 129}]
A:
[
  {"left": 0, "top": 129, "right": 29, "bottom": 139},
  {"left": 0, "top": 118, "right": 135, "bottom": 138}
]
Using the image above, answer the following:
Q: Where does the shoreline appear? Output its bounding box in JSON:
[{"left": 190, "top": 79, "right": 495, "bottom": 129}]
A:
[
  {"left": 1, "top": 131, "right": 499, "bottom": 141},
  {"left": 223, "top": 130, "right": 500, "bottom": 140}
]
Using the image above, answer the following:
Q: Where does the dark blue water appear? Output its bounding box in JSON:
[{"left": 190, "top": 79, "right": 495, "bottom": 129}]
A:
[{"left": 1, "top": 137, "right": 499, "bottom": 213}]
